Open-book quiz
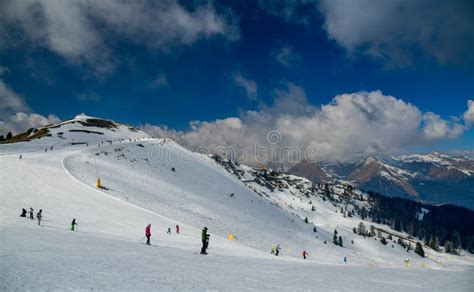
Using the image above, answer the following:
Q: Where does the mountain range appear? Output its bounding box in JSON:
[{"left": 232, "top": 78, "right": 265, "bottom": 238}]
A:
[{"left": 288, "top": 152, "right": 474, "bottom": 210}]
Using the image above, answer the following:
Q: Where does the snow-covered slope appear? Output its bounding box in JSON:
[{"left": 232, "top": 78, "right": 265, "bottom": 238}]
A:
[{"left": 1, "top": 115, "right": 473, "bottom": 290}]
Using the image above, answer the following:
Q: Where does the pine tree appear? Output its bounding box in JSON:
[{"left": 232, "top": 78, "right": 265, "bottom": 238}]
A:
[
  {"left": 444, "top": 240, "right": 452, "bottom": 254},
  {"left": 380, "top": 237, "right": 387, "bottom": 245},
  {"left": 324, "top": 183, "right": 330, "bottom": 198},
  {"left": 0, "top": 135, "right": 4, "bottom": 141},
  {"left": 338, "top": 236, "right": 343, "bottom": 247},
  {"left": 304, "top": 217, "right": 309, "bottom": 224},
  {"left": 313, "top": 226, "right": 317, "bottom": 233},
  {"left": 333, "top": 230, "right": 338, "bottom": 245},
  {"left": 311, "top": 205, "right": 315, "bottom": 211},
  {"left": 6, "top": 132, "right": 12, "bottom": 140},
  {"left": 369, "top": 225, "right": 376, "bottom": 237},
  {"left": 415, "top": 242, "right": 425, "bottom": 258}
]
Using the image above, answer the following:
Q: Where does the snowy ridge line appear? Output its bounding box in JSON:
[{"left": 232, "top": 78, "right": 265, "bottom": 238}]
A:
[{"left": 61, "top": 148, "right": 219, "bottom": 242}]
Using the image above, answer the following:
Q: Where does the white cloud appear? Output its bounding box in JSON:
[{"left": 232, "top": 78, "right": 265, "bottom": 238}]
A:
[
  {"left": 421, "top": 112, "right": 464, "bottom": 141},
  {"left": 233, "top": 73, "right": 257, "bottom": 100},
  {"left": 463, "top": 100, "right": 474, "bottom": 125},
  {"left": 319, "top": 0, "right": 474, "bottom": 67},
  {"left": 0, "top": 0, "right": 239, "bottom": 74},
  {"left": 0, "top": 112, "right": 60, "bottom": 135},
  {"left": 0, "top": 77, "right": 59, "bottom": 135},
  {"left": 274, "top": 43, "right": 301, "bottom": 68},
  {"left": 142, "top": 85, "right": 470, "bottom": 165}
]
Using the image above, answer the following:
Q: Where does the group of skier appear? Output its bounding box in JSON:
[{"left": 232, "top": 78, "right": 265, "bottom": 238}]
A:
[
  {"left": 20, "top": 208, "right": 330, "bottom": 260},
  {"left": 144, "top": 224, "right": 181, "bottom": 245},
  {"left": 20, "top": 207, "right": 42, "bottom": 225}
]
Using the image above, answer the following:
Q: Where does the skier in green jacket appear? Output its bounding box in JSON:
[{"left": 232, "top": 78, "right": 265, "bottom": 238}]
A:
[
  {"left": 201, "top": 227, "right": 209, "bottom": 254},
  {"left": 71, "top": 218, "right": 77, "bottom": 231}
]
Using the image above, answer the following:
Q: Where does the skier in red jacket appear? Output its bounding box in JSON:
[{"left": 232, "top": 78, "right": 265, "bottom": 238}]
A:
[
  {"left": 176, "top": 224, "right": 180, "bottom": 234},
  {"left": 302, "top": 250, "right": 309, "bottom": 259},
  {"left": 145, "top": 224, "right": 151, "bottom": 245}
]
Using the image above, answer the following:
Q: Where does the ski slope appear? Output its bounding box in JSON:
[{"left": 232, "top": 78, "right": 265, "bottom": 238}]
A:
[{"left": 1, "top": 115, "right": 473, "bottom": 291}]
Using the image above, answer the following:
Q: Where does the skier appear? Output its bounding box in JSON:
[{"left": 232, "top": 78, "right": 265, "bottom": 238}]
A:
[
  {"left": 145, "top": 224, "right": 151, "bottom": 245},
  {"left": 167, "top": 227, "right": 171, "bottom": 234},
  {"left": 302, "top": 250, "right": 309, "bottom": 259},
  {"left": 36, "top": 209, "right": 43, "bottom": 226},
  {"left": 201, "top": 227, "right": 209, "bottom": 254},
  {"left": 344, "top": 256, "right": 347, "bottom": 264},
  {"left": 176, "top": 224, "right": 180, "bottom": 234},
  {"left": 275, "top": 244, "right": 281, "bottom": 256},
  {"left": 20, "top": 208, "right": 27, "bottom": 217},
  {"left": 71, "top": 218, "right": 77, "bottom": 231},
  {"left": 50, "top": 146, "right": 53, "bottom": 151},
  {"left": 29, "top": 207, "right": 34, "bottom": 220}
]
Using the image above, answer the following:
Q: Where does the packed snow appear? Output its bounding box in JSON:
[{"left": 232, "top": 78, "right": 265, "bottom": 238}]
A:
[{"left": 1, "top": 116, "right": 473, "bottom": 291}]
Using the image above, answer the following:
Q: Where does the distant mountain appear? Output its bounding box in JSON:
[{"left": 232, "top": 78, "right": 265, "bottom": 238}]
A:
[{"left": 288, "top": 152, "right": 474, "bottom": 210}]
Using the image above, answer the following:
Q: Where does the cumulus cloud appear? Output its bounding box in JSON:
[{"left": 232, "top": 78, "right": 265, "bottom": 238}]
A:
[
  {"left": 0, "top": 112, "right": 61, "bottom": 136},
  {"left": 142, "top": 85, "right": 470, "bottom": 165},
  {"left": 273, "top": 43, "right": 301, "bottom": 68},
  {"left": 463, "top": 100, "right": 474, "bottom": 125},
  {"left": 0, "top": 74, "right": 59, "bottom": 135},
  {"left": 319, "top": 0, "right": 474, "bottom": 67},
  {"left": 0, "top": 0, "right": 239, "bottom": 74},
  {"left": 233, "top": 73, "right": 257, "bottom": 100}
]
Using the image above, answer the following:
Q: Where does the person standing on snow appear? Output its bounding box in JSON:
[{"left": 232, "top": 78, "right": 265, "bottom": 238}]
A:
[
  {"left": 29, "top": 208, "right": 34, "bottom": 220},
  {"left": 275, "top": 244, "right": 281, "bottom": 256},
  {"left": 36, "top": 209, "right": 43, "bottom": 226},
  {"left": 201, "top": 227, "right": 209, "bottom": 254},
  {"left": 145, "top": 224, "right": 151, "bottom": 245},
  {"left": 167, "top": 227, "right": 171, "bottom": 234},
  {"left": 176, "top": 224, "right": 180, "bottom": 234},
  {"left": 71, "top": 219, "right": 77, "bottom": 231},
  {"left": 302, "top": 250, "right": 309, "bottom": 259},
  {"left": 344, "top": 256, "right": 347, "bottom": 263},
  {"left": 20, "top": 208, "right": 27, "bottom": 217}
]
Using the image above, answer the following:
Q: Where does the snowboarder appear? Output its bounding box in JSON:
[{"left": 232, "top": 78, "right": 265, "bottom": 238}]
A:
[
  {"left": 176, "top": 225, "right": 180, "bottom": 234},
  {"left": 201, "top": 227, "right": 209, "bottom": 254},
  {"left": 167, "top": 227, "right": 171, "bottom": 234},
  {"left": 275, "top": 244, "right": 281, "bottom": 256},
  {"left": 36, "top": 209, "right": 43, "bottom": 226},
  {"left": 20, "top": 208, "right": 27, "bottom": 217},
  {"left": 71, "top": 218, "right": 77, "bottom": 231},
  {"left": 29, "top": 207, "right": 34, "bottom": 220},
  {"left": 145, "top": 224, "right": 151, "bottom": 245},
  {"left": 302, "top": 250, "right": 309, "bottom": 259}
]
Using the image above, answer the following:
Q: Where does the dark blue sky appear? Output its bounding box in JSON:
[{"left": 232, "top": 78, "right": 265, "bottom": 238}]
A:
[{"left": 0, "top": 0, "right": 473, "bottom": 154}]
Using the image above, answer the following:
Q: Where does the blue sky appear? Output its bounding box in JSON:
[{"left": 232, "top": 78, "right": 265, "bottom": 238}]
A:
[{"left": 0, "top": 0, "right": 473, "bottom": 160}]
